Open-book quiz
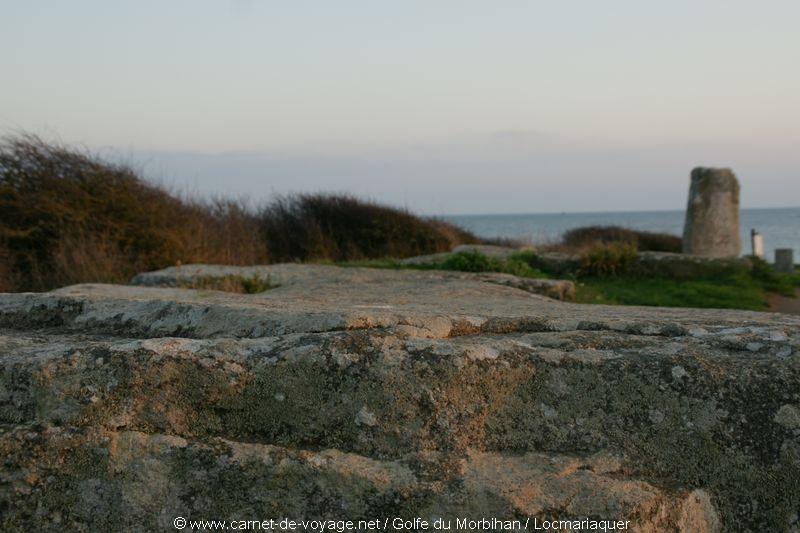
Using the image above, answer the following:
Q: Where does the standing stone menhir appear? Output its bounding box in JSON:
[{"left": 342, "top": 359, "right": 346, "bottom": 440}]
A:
[{"left": 682, "top": 167, "right": 741, "bottom": 257}]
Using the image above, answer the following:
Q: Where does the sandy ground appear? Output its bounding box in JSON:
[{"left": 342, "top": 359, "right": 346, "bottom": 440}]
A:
[{"left": 768, "top": 288, "right": 800, "bottom": 315}]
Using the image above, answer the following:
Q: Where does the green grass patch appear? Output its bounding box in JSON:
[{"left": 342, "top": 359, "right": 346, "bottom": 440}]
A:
[
  {"left": 439, "top": 250, "right": 548, "bottom": 278},
  {"left": 575, "top": 275, "right": 769, "bottom": 310},
  {"left": 750, "top": 257, "right": 800, "bottom": 296},
  {"left": 338, "top": 251, "right": 549, "bottom": 279},
  {"left": 574, "top": 258, "right": 799, "bottom": 310}
]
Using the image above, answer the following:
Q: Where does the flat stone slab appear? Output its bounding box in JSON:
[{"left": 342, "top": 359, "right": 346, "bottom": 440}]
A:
[
  {"left": 132, "top": 262, "right": 576, "bottom": 301},
  {"left": 2, "top": 263, "right": 789, "bottom": 339},
  {"left": 1, "top": 264, "right": 799, "bottom": 531}
]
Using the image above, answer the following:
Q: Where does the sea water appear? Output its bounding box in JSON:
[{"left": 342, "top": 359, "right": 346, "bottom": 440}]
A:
[{"left": 445, "top": 207, "right": 800, "bottom": 261}]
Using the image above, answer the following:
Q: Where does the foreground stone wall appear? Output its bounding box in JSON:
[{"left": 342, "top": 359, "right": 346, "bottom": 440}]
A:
[{"left": 1, "top": 264, "right": 799, "bottom": 531}]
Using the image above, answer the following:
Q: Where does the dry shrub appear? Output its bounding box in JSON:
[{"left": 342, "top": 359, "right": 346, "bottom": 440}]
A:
[
  {"left": 0, "top": 135, "right": 482, "bottom": 291},
  {"left": 426, "top": 218, "right": 481, "bottom": 248},
  {"left": 258, "top": 193, "right": 479, "bottom": 262},
  {"left": 579, "top": 242, "right": 639, "bottom": 277},
  {"left": 562, "top": 226, "right": 682, "bottom": 253},
  {"left": 49, "top": 231, "right": 131, "bottom": 286},
  {"left": 189, "top": 198, "right": 267, "bottom": 266},
  {"left": 0, "top": 243, "right": 18, "bottom": 292},
  {"left": 0, "top": 135, "right": 268, "bottom": 291}
]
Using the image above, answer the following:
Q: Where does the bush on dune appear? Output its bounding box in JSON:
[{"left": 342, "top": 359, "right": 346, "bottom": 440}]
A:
[
  {"left": 258, "top": 193, "right": 478, "bottom": 263},
  {"left": 578, "top": 242, "right": 639, "bottom": 277},
  {"left": 0, "top": 243, "right": 16, "bottom": 292},
  {"left": 0, "top": 135, "right": 480, "bottom": 291},
  {"left": 561, "top": 225, "right": 682, "bottom": 253},
  {"left": 0, "top": 135, "right": 268, "bottom": 291}
]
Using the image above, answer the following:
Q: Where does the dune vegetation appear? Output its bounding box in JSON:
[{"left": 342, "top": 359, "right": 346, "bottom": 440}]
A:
[
  {"left": 0, "top": 135, "right": 267, "bottom": 291},
  {"left": 558, "top": 225, "right": 682, "bottom": 253},
  {"left": 259, "top": 193, "right": 478, "bottom": 263},
  {"left": 0, "top": 135, "right": 478, "bottom": 292}
]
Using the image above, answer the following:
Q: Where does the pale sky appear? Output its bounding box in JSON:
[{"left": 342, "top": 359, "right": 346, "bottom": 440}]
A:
[{"left": 1, "top": 0, "right": 798, "bottom": 214}]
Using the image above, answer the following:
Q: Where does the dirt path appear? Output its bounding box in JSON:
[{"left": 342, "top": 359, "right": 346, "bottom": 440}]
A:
[{"left": 767, "top": 288, "right": 800, "bottom": 315}]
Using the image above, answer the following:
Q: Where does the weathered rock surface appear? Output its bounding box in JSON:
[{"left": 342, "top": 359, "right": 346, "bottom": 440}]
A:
[
  {"left": 131, "top": 262, "right": 577, "bottom": 302},
  {"left": 2, "top": 264, "right": 799, "bottom": 531},
  {"left": 682, "top": 167, "right": 742, "bottom": 257}
]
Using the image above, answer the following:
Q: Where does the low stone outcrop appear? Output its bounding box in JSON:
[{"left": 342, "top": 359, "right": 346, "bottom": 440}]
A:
[
  {"left": 131, "top": 263, "right": 576, "bottom": 302},
  {"left": 1, "top": 264, "right": 799, "bottom": 531}
]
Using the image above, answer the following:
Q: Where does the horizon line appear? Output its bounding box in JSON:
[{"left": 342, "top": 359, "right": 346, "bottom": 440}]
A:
[{"left": 440, "top": 205, "right": 800, "bottom": 218}]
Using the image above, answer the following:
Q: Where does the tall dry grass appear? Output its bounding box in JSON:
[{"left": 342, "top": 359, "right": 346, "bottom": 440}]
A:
[
  {"left": 258, "top": 193, "right": 478, "bottom": 263},
  {"left": 0, "top": 135, "right": 268, "bottom": 291},
  {"left": 557, "top": 226, "right": 682, "bottom": 254},
  {"left": 0, "top": 134, "right": 480, "bottom": 292}
]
